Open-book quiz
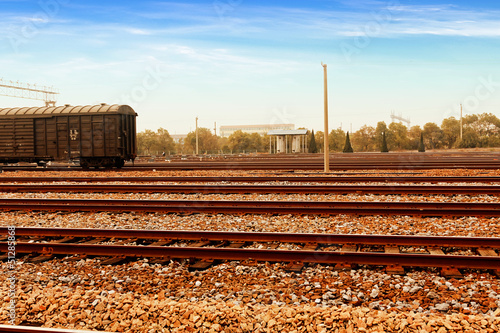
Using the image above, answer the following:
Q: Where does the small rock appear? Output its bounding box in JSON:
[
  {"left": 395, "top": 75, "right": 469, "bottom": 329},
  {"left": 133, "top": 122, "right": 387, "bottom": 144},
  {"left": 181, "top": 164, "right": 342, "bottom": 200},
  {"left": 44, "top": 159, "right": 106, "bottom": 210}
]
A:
[{"left": 435, "top": 303, "right": 450, "bottom": 312}]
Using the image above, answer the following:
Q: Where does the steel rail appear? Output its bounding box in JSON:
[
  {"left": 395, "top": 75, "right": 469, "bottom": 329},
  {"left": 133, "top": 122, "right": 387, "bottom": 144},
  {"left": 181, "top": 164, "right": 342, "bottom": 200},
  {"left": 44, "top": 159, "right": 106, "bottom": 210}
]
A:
[
  {"left": 1, "top": 176, "right": 500, "bottom": 184},
  {"left": 3, "top": 227, "right": 500, "bottom": 248},
  {"left": 0, "top": 198, "right": 499, "bottom": 216},
  {"left": 0, "top": 183, "right": 499, "bottom": 195},
  {"left": 3, "top": 242, "right": 500, "bottom": 270},
  {"left": 2, "top": 159, "right": 500, "bottom": 171},
  {"left": 124, "top": 162, "right": 500, "bottom": 170},
  {"left": 0, "top": 325, "right": 101, "bottom": 333}
]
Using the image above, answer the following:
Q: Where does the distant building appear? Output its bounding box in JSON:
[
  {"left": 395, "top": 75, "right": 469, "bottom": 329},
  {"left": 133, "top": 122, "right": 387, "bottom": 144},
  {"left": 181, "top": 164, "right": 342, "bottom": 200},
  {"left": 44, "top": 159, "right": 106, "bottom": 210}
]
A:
[
  {"left": 268, "top": 129, "right": 308, "bottom": 153},
  {"left": 171, "top": 134, "right": 187, "bottom": 143},
  {"left": 220, "top": 124, "right": 294, "bottom": 138}
]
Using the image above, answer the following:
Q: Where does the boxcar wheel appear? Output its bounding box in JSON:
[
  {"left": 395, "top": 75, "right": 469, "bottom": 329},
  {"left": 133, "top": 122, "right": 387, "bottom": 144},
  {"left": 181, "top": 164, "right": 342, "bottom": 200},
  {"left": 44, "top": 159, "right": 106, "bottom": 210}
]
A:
[{"left": 115, "top": 159, "right": 125, "bottom": 168}]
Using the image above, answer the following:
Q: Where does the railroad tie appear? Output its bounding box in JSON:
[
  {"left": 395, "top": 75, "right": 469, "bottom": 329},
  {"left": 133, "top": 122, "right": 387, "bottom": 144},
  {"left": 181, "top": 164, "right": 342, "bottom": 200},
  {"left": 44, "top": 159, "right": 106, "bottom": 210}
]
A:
[
  {"left": 335, "top": 244, "right": 358, "bottom": 271},
  {"left": 28, "top": 237, "right": 76, "bottom": 263},
  {"left": 286, "top": 243, "right": 318, "bottom": 272},
  {"left": 477, "top": 247, "right": 500, "bottom": 277},
  {"left": 147, "top": 239, "right": 175, "bottom": 265},
  {"left": 188, "top": 241, "right": 246, "bottom": 269},
  {"left": 384, "top": 245, "right": 405, "bottom": 275},
  {"left": 428, "top": 247, "right": 463, "bottom": 279},
  {"left": 77, "top": 237, "right": 107, "bottom": 244},
  {"left": 188, "top": 241, "right": 217, "bottom": 271}
]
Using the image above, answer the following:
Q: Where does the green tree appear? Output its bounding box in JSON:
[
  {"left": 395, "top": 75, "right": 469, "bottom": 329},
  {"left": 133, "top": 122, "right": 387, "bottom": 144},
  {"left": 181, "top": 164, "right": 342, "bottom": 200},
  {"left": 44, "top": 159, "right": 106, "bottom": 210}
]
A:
[
  {"left": 380, "top": 131, "right": 389, "bottom": 152},
  {"left": 154, "top": 128, "right": 175, "bottom": 155},
  {"left": 423, "top": 122, "right": 443, "bottom": 149},
  {"left": 309, "top": 130, "right": 318, "bottom": 153},
  {"left": 464, "top": 113, "right": 500, "bottom": 147},
  {"left": 262, "top": 134, "right": 271, "bottom": 154},
  {"left": 408, "top": 125, "right": 422, "bottom": 150},
  {"left": 343, "top": 132, "right": 354, "bottom": 153},
  {"left": 228, "top": 130, "right": 250, "bottom": 153},
  {"left": 218, "top": 136, "right": 230, "bottom": 154},
  {"left": 329, "top": 128, "right": 345, "bottom": 152},
  {"left": 456, "top": 128, "right": 479, "bottom": 148},
  {"left": 387, "top": 122, "right": 409, "bottom": 150},
  {"left": 315, "top": 131, "right": 324, "bottom": 152},
  {"left": 184, "top": 127, "right": 218, "bottom": 154},
  {"left": 137, "top": 129, "right": 157, "bottom": 155},
  {"left": 352, "top": 125, "right": 375, "bottom": 152},
  {"left": 375, "top": 122, "right": 388, "bottom": 149},
  {"left": 248, "top": 132, "right": 264, "bottom": 153},
  {"left": 441, "top": 117, "right": 460, "bottom": 149},
  {"left": 418, "top": 133, "right": 425, "bottom": 152}
]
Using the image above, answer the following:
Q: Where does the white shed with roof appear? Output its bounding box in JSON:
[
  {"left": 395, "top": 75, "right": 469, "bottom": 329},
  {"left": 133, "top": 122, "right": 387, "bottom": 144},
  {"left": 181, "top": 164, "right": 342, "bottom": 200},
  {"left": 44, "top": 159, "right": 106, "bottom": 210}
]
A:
[{"left": 267, "top": 129, "right": 308, "bottom": 153}]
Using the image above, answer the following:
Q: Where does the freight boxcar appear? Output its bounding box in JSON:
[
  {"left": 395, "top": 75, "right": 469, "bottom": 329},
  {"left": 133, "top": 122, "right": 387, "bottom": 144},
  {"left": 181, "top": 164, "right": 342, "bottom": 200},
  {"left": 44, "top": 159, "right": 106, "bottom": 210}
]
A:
[{"left": 0, "top": 104, "right": 137, "bottom": 168}]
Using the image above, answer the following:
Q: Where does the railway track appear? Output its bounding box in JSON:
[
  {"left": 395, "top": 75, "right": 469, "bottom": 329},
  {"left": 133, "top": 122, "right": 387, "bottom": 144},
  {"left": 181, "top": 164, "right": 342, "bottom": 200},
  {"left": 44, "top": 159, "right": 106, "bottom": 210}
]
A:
[
  {"left": 2, "top": 162, "right": 499, "bottom": 171},
  {"left": 1, "top": 152, "right": 500, "bottom": 170},
  {"left": 0, "top": 325, "right": 100, "bottom": 333},
  {"left": 0, "top": 175, "right": 500, "bottom": 184},
  {"left": 0, "top": 326, "right": 99, "bottom": 333},
  {"left": 0, "top": 198, "right": 499, "bottom": 216},
  {"left": 0, "top": 183, "right": 500, "bottom": 195},
  {"left": 1, "top": 228, "right": 499, "bottom": 274}
]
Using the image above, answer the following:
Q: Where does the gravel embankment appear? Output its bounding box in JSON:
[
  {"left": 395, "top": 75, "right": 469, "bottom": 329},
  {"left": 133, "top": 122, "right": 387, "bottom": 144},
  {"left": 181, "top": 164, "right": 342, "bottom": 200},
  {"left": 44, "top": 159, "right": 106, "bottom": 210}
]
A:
[{"left": 1, "top": 169, "right": 499, "bottom": 332}]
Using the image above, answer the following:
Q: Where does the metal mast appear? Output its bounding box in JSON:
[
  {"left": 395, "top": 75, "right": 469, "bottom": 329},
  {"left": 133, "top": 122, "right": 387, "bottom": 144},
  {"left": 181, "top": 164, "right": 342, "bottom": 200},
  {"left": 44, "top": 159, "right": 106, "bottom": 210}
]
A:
[
  {"left": 0, "top": 79, "right": 59, "bottom": 106},
  {"left": 321, "top": 62, "right": 329, "bottom": 173},
  {"left": 390, "top": 111, "right": 411, "bottom": 127}
]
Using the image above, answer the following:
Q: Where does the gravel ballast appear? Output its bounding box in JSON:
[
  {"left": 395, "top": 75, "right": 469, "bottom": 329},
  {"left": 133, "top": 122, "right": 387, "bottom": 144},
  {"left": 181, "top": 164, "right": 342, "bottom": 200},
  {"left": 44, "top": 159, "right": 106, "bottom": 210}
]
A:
[{"left": 1, "top": 169, "right": 499, "bottom": 332}]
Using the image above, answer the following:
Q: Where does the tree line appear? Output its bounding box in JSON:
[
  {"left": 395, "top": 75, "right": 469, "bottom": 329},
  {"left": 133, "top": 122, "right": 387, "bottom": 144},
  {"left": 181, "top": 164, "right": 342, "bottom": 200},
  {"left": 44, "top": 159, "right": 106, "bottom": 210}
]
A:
[
  {"left": 137, "top": 113, "right": 500, "bottom": 155},
  {"left": 137, "top": 128, "right": 268, "bottom": 155}
]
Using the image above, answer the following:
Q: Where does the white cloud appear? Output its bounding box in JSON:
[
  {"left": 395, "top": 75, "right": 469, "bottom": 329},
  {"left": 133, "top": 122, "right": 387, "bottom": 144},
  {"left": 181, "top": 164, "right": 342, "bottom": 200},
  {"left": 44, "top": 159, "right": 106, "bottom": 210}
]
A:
[{"left": 124, "top": 28, "right": 152, "bottom": 35}]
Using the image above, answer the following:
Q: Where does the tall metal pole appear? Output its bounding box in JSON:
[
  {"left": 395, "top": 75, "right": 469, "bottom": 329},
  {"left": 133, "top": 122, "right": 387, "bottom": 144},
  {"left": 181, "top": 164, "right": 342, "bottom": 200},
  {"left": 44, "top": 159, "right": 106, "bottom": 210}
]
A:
[
  {"left": 322, "top": 63, "right": 330, "bottom": 172},
  {"left": 195, "top": 117, "right": 199, "bottom": 155},
  {"left": 460, "top": 104, "right": 463, "bottom": 140}
]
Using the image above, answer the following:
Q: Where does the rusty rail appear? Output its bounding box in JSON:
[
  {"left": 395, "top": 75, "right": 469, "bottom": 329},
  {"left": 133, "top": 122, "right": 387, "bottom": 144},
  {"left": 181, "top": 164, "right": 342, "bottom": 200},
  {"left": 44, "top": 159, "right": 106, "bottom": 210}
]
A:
[
  {"left": 2, "top": 228, "right": 498, "bottom": 272},
  {"left": 0, "top": 198, "right": 499, "bottom": 216},
  {"left": 2, "top": 152, "right": 500, "bottom": 171},
  {"left": 3, "top": 227, "right": 500, "bottom": 248},
  {"left": 0, "top": 325, "right": 101, "bottom": 333},
  {"left": 0, "top": 183, "right": 499, "bottom": 195},
  {"left": 0, "top": 176, "right": 499, "bottom": 184},
  {"left": 2, "top": 242, "right": 499, "bottom": 270}
]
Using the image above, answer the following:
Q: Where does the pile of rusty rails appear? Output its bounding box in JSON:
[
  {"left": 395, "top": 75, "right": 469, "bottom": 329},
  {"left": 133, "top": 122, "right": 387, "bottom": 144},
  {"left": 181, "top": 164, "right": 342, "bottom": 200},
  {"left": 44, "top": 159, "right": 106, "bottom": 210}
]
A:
[
  {"left": 0, "top": 198, "right": 499, "bottom": 217},
  {"left": 1, "top": 228, "right": 499, "bottom": 276},
  {"left": 1, "top": 151, "right": 500, "bottom": 170}
]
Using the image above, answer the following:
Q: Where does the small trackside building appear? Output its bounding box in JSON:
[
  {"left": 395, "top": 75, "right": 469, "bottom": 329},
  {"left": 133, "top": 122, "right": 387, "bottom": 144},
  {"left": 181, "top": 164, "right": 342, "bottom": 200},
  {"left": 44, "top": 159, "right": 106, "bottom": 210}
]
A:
[{"left": 268, "top": 129, "right": 308, "bottom": 153}]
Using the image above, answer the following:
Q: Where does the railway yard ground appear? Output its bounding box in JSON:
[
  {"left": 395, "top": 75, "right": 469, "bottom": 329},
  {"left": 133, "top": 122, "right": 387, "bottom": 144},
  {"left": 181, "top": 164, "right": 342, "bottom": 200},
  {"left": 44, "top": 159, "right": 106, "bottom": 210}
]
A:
[{"left": 1, "top": 155, "right": 500, "bottom": 332}]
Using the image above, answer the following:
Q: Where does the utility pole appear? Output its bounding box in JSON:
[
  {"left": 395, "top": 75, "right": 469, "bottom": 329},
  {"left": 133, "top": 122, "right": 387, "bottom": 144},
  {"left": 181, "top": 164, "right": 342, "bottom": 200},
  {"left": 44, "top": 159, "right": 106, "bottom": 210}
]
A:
[
  {"left": 460, "top": 104, "right": 463, "bottom": 140},
  {"left": 322, "top": 62, "right": 329, "bottom": 173},
  {"left": 214, "top": 122, "right": 217, "bottom": 136},
  {"left": 195, "top": 117, "right": 199, "bottom": 155}
]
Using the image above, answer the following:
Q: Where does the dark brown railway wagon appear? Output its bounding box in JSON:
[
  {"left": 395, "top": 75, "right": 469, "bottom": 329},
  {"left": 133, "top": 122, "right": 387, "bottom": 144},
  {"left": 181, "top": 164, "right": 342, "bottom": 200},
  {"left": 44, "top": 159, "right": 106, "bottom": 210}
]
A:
[{"left": 0, "top": 104, "right": 137, "bottom": 168}]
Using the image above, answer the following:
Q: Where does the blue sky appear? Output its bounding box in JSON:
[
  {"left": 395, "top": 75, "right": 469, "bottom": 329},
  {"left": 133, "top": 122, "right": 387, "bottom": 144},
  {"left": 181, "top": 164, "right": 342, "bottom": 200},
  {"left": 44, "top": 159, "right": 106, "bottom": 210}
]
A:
[{"left": 1, "top": 0, "right": 499, "bottom": 134}]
